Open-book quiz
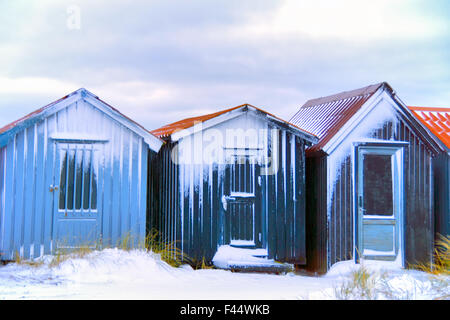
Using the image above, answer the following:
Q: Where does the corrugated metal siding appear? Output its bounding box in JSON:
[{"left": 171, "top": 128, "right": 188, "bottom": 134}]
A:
[
  {"left": 148, "top": 142, "right": 183, "bottom": 258},
  {"left": 433, "top": 153, "right": 449, "bottom": 239},
  {"left": 396, "top": 119, "right": 434, "bottom": 267},
  {"left": 0, "top": 99, "right": 149, "bottom": 260},
  {"left": 149, "top": 142, "right": 223, "bottom": 263},
  {"left": 150, "top": 115, "right": 308, "bottom": 266},
  {"left": 0, "top": 147, "right": 4, "bottom": 256},
  {"left": 268, "top": 131, "right": 306, "bottom": 263},
  {"left": 304, "top": 154, "right": 328, "bottom": 274},
  {"left": 329, "top": 156, "right": 353, "bottom": 268}
]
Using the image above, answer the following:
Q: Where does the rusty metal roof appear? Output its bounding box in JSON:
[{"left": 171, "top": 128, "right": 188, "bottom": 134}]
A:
[
  {"left": 0, "top": 94, "right": 69, "bottom": 135},
  {"left": 290, "top": 82, "right": 388, "bottom": 152},
  {"left": 151, "top": 103, "right": 317, "bottom": 142},
  {"left": 408, "top": 106, "right": 450, "bottom": 150},
  {"left": 150, "top": 104, "right": 244, "bottom": 138}
]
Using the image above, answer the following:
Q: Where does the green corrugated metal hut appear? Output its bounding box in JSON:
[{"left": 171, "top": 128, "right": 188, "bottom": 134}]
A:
[{"left": 149, "top": 104, "right": 317, "bottom": 270}]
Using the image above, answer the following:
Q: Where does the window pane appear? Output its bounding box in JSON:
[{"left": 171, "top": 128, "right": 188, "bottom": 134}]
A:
[
  {"left": 363, "top": 154, "right": 393, "bottom": 215},
  {"left": 230, "top": 156, "right": 253, "bottom": 193},
  {"left": 59, "top": 151, "right": 67, "bottom": 210},
  {"left": 83, "top": 150, "right": 91, "bottom": 210},
  {"left": 67, "top": 150, "right": 75, "bottom": 210},
  {"left": 91, "top": 169, "right": 97, "bottom": 210},
  {"left": 75, "top": 149, "right": 83, "bottom": 210}
]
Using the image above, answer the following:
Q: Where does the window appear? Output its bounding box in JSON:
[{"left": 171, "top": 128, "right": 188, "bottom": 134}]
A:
[
  {"left": 59, "top": 144, "right": 97, "bottom": 211},
  {"left": 362, "top": 153, "right": 393, "bottom": 216}
]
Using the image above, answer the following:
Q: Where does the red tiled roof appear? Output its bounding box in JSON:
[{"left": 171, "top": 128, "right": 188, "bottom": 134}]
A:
[
  {"left": 290, "top": 82, "right": 387, "bottom": 152},
  {"left": 408, "top": 106, "right": 450, "bottom": 149}
]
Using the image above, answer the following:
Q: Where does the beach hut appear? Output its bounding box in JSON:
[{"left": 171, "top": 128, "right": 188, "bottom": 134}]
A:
[
  {"left": 408, "top": 106, "right": 449, "bottom": 241},
  {"left": 149, "top": 104, "right": 317, "bottom": 270},
  {"left": 0, "top": 88, "right": 162, "bottom": 260},
  {"left": 290, "top": 82, "right": 442, "bottom": 273}
]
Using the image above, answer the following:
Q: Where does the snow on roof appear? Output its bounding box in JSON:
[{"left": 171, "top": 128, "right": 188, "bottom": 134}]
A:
[
  {"left": 151, "top": 103, "right": 317, "bottom": 142},
  {"left": 408, "top": 106, "right": 450, "bottom": 150}
]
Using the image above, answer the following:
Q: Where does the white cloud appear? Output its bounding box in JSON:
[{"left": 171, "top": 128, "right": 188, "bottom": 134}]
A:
[
  {"left": 0, "top": 76, "right": 80, "bottom": 95},
  {"left": 235, "top": 0, "right": 447, "bottom": 40},
  {"left": 92, "top": 81, "right": 175, "bottom": 105},
  {"left": 0, "top": 0, "right": 448, "bottom": 131}
]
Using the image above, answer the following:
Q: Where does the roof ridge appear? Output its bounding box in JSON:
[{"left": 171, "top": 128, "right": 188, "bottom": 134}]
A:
[
  {"left": 150, "top": 104, "right": 247, "bottom": 137},
  {"left": 151, "top": 103, "right": 317, "bottom": 140},
  {"left": 302, "top": 82, "right": 385, "bottom": 108}
]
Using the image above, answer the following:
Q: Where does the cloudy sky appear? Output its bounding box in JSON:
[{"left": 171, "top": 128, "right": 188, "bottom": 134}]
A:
[{"left": 0, "top": 0, "right": 449, "bottom": 131}]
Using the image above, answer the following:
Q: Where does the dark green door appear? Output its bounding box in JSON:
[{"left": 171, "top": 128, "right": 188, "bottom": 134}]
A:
[{"left": 223, "top": 155, "right": 263, "bottom": 248}]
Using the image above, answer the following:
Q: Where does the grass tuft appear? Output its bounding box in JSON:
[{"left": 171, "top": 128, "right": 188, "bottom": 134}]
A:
[
  {"left": 413, "top": 235, "right": 450, "bottom": 300},
  {"left": 416, "top": 235, "right": 450, "bottom": 276},
  {"left": 145, "top": 229, "right": 189, "bottom": 268},
  {"left": 49, "top": 243, "right": 95, "bottom": 268},
  {"left": 13, "top": 251, "right": 44, "bottom": 268},
  {"left": 334, "top": 263, "right": 381, "bottom": 300},
  {"left": 192, "top": 257, "right": 215, "bottom": 270}
]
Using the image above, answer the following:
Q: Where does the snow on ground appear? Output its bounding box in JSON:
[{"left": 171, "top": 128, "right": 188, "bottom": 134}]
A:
[
  {"left": 212, "top": 245, "right": 274, "bottom": 269},
  {"left": 0, "top": 248, "right": 447, "bottom": 300}
]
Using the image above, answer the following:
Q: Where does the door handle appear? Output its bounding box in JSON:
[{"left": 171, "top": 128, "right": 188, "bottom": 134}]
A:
[
  {"left": 358, "top": 195, "right": 366, "bottom": 213},
  {"left": 49, "top": 185, "right": 59, "bottom": 192}
]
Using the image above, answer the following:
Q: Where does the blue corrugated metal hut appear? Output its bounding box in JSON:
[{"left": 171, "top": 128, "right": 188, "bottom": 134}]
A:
[{"left": 0, "top": 88, "right": 162, "bottom": 260}]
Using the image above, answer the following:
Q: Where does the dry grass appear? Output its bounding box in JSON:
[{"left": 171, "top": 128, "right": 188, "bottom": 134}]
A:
[
  {"left": 145, "top": 229, "right": 189, "bottom": 268},
  {"left": 49, "top": 243, "right": 96, "bottom": 268},
  {"left": 192, "top": 257, "right": 215, "bottom": 270},
  {"left": 414, "top": 235, "right": 450, "bottom": 300},
  {"left": 8, "top": 230, "right": 215, "bottom": 271},
  {"left": 334, "top": 263, "right": 382, "bottom": 300},
  {"left": 416, "top": 235, "right": 450, "bottom": 276},
  {"left": 13, "top": 251, "right": 44, "bottom": 268},
  {"left": 335, "top": 237, "right": 450, "bottom": 300},
  {"left": 144, "top": 229, "right": 215, "bottom": 269}
]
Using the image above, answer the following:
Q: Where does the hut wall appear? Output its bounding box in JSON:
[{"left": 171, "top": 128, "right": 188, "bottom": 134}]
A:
[
  {"left": 0, "top": 99, "right": 149, "bottom": 260},
  {"left": 433, "top": 153, "right": 449, "bottom": 239},
  {"left": 150, "top": 112, "right": 308, "bottom": 265},
  {"left": 304, "top": 154, "right": 328, "bottom": 274},
  {"left": 305, "top": 116, "right": 435, "bottom": 272}
]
